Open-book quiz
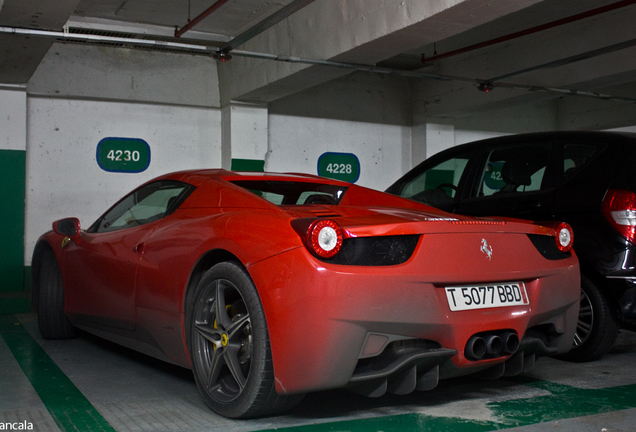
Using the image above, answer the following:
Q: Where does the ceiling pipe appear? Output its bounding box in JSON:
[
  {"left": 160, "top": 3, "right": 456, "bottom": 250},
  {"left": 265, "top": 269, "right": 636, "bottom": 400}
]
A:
[
  {"left": 421, "top": 0, "right": 636, "bottom": 64},
  {"left": 174, "top": 0, "right": 231, "bottom": 38},
  {"left": 0, "top": 83, "right": 27, "bottom": 90},
  {"left": 216, "top": 0, "right": 317, "bottom": 53},
  {"left": 0, "top": 26, "right": 215, "bottom": 53},
  {"left": 2, "top": 25, "right": 635, "bottom": 104}
]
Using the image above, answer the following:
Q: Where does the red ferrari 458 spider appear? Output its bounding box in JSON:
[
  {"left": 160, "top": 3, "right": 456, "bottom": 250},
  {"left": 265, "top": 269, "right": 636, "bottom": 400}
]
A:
[{"left": 32, "top": 169, "right": 580, "bottom": 418}]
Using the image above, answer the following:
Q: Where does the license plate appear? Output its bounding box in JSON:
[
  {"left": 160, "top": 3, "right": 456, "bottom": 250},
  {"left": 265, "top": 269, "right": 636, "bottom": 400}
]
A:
[{"left": 445, "top": 283, "right": 529, "bottom": 311}]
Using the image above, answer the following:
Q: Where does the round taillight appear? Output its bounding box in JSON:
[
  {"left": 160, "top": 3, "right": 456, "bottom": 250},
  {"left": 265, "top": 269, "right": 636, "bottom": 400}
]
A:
[
  {"left": 308, "top": 219, "right": 343, "bottom": 258},
  {"left": 555, "top": 222, "right": 574, "bottom": 253}
]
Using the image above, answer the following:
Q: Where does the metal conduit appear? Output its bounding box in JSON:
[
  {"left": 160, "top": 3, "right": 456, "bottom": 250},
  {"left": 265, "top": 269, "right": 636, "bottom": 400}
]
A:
[
  {"left": 1, "top": 25, "right": 635, "bottom": 104},
  {"left": 0, "top": 26, "right": 215, "bottom": 52}
]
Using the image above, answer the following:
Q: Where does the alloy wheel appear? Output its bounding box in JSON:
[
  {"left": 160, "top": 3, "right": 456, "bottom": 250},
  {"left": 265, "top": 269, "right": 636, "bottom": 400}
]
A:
[
  {"left": 573, "top": 288, "right": 593, "bottom": 347},
  {"left": 192, "top": 278, "right": 253, "bottom": 403}
]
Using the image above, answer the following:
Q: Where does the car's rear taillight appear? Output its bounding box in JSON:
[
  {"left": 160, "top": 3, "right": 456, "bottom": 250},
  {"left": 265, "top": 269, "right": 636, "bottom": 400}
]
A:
[
  {"left": 554, "top": 222, "right": 574, "bottom": 253},
  {"left": 602, "top": 189, "right": 636, "bottom": 244},
  {"left": 534, "top": 221, "right": 574, "bottom": 254},
  {"left": 308, "top": 219, "right": 343, "bottom": 258}
]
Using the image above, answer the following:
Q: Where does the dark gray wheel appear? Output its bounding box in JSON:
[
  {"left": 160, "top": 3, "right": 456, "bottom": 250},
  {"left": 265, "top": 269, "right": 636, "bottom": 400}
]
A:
[
  {"left": 37, "top": 249, "right": 76, "bottom": 339},
  {"left": 556, "top": 275, "right": 619, "bottom": 362},
  {"left": 186, "top": 262, "right": 302, "bottom": 418}
]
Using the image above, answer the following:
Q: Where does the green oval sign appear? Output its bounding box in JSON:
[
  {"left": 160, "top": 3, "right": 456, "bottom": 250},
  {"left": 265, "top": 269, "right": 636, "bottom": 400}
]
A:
[
  {"left": 317, "top": 152, "right": 360, "bottom": 183},
  {"left": 484, "top": 161, "right": 505, "bottom": 191},
  {"left": 96, "top": 138, "right": 150, "bottom": 173}
]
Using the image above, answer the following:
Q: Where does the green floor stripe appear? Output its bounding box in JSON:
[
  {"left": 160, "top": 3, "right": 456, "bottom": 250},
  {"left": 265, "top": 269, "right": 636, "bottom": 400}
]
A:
[
  {"left": 266, "top": 378, "right": 636, "bottom": 432},
  {"left": 0, "top": 315, "right": 117, "bottom": 432}
]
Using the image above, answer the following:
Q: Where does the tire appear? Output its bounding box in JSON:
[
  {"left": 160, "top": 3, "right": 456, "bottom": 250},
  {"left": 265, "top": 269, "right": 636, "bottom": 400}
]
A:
[
  {"left": 186, "top": 262, "right": 303, "bottom": 418},
  {"left": 556, "top": 275, "right": 620, "bottom": 362},
  {"left": 37, "top": 249, "right": 77, "bottom": 339}
]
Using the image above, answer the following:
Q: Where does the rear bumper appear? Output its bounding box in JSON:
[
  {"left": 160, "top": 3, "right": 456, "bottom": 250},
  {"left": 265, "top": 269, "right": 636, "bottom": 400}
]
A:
[
  {"left": 594, "top": 244, "right": 636, "bottom": 320},
  {"left": 248, "top": 232, "right": 580, "bottom": 395},
  {"left": 617, "top": 283, "right": 636, "bottom": 322}
]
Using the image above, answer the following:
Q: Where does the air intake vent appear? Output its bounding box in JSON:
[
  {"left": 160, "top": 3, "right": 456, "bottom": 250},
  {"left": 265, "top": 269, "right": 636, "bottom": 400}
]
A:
[{"left": 310, "top": 210, "right": 340, "bottom": 218}]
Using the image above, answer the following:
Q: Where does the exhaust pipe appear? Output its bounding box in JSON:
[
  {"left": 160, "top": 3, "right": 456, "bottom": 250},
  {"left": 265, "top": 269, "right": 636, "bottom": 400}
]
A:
[
  {"left": 484, "top": 334, "right": 502, "bottom": 356},
  {"left": 501, "top": 331, "right": 520, "bottom": 354},
  {"left": 465, "top": 331, "right": 519, "bottom": 360},
  {"left": 465, "top": 336, "right": 486, "bottom": 360}
]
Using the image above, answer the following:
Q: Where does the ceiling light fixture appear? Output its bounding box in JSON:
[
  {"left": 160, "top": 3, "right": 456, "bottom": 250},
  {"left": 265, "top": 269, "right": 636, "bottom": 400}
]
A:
[
  {"left": 478, "top": 83, "right": 493, "bottom": 92},
  {"left": 214, "top": 51, "right": 232, "bottom": 62}
]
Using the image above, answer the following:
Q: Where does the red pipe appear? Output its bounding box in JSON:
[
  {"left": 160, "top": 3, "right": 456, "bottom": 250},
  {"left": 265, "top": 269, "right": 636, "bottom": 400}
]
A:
[
  {"left": 175, "top": 0, "right": 231, "bottom": 38},
  {"left": 421, "top": 0, "right": 636, "bottom": 64}
]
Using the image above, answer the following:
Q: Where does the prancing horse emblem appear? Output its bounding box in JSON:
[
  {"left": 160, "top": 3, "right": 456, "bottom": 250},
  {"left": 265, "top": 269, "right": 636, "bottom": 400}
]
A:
[{"left": 480, "top": 238, "right": 493, "bottom": 260}]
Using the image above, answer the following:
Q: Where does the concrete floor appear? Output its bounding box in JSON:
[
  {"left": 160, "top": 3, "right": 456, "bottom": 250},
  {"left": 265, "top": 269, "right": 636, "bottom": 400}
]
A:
[{"left": 2, "top": 309, "right": 636, "bottom": 432}]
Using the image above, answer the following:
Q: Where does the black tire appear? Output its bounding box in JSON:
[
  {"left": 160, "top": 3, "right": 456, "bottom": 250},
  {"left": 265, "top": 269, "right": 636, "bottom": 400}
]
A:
[
  {"left": 556, "top": 275, "right": 620, "bottom": 362},
  {"left": 186, "top": 262, "right": 303, "bottom": 418},
  {"left": 37, "top": 249, "right": 77, "bottom": 339}
]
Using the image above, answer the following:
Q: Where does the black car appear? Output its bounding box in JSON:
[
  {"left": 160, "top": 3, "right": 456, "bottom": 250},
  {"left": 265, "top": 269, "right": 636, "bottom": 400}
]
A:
[{"left": 386, "top": 131, "right": 636, "bottom": 362}]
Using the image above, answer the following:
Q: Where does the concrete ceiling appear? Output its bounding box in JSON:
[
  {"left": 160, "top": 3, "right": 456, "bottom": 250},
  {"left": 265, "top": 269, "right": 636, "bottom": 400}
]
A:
[{"left": 2, "top": 0, "right": 635, "bottom": 126}]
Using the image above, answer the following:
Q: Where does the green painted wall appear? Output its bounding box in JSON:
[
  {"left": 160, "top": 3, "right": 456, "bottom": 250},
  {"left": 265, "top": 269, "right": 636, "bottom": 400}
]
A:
[
  {"left": 0, "top": 150, "right": 26, "bottom": 292},
  {"left": 231, "top": 158, "right": 265, "bottom": 172}
]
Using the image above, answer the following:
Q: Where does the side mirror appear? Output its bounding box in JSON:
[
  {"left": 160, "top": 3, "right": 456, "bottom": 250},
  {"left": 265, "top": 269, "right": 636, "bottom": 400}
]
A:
[{"left": 53, "top": 217, "right": 81, "bottom": 239}]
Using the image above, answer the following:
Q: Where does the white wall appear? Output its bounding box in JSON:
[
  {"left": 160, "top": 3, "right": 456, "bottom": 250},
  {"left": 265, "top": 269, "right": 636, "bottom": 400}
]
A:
[
  {"left": 28, "top": 43, "right": 220, "bottom": 107},
  {"left": 410, "top": 121, "right": 507, "bottom": 165},
  {"left": 0, "top": 88, "right": 27, "bottom": 151},
  {"left": 424, "top": 123, "right": 455, "bottom": 159},
  {"left": 222, "top": 103, "right": 269, "bottom": 167},
  {"left": 267, "top": 114, "right": 411, "bottom": 191},
  {"left": 455, "top": 129, "right": 507, "bottom": 145},
  {"left": 21, "top": 43, "right": 222, "bottom": 265},
  {"left": 25, "top": 97, "right": 221, "bottom": 264},
  {"left": 265, "top": 72, "right": 412, "bottom": 190}
]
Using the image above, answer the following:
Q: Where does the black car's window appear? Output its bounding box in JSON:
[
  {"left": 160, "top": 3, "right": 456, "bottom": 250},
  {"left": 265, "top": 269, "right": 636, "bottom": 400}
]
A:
[
  {"left": 89, "top": 180, "right": 193, "bottom": 233},
  {"left": 231, "top": 181, "right": 346, "bottom": 205},
  {"left": 398, "top": 152, "right": 470, "bottom": 206},
  {"left": 562, "top": 143, "right": 603, "bottom": 182},
  {"left": 475, "top": 143, "right": 551, "bottom": 197}
]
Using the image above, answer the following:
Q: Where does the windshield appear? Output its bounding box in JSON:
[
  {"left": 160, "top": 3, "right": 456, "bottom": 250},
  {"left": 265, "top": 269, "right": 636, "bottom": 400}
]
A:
[{"left": 230, "top": 181, "right": 347, "bottom": 205}]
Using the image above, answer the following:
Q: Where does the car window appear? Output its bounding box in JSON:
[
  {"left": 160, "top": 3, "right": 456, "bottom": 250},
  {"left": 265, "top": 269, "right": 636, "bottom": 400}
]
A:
[
  {"left": 231, "top": 181, "right": 346, "bottom": 205},
  {"left": 475, "top": 142, "right": 551, "bottom": 197},
  {"left": 562, "top": 143, "right": 602, "bottom": 182},
  {"left": 90, "top": 180, "right": 193, "bottom": 233},
  {"left": 398, "top": 152, "right": 470, "bottom": 206}
]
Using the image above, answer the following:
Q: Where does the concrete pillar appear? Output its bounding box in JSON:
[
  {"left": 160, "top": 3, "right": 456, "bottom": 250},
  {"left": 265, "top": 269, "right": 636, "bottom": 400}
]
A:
[
  {"left": 410, "top": 116, "right": 457, "bottom": 169},
  {"left": 222, "top": 103, "right": 269, "bottom": 171},
  {"left": 411, "top": 122, "right": 427, "bottom": 169},
  {"left": 426, "top": 123, "right": 456, "bottom": 159},
  {"left": 0, "top": 87, "right": 27, "bottom": 291}
]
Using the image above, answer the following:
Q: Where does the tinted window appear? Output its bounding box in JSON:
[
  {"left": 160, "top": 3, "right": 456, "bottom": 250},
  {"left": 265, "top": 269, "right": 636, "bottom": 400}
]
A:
[
  {"left": 562, "top": 143, "right": 603, "bottom": 183},
  {"left": 474, "top": 143, "right": 551, "bottom": 197},
  {"left": 90, "top": 180, "right": 193, "bottom": 233},
  {"left": 231, "top": 181, "right": 347, "bottom": 205},
  {"left": 397, "top": 151, "right": 471, "bottom": 206}
]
